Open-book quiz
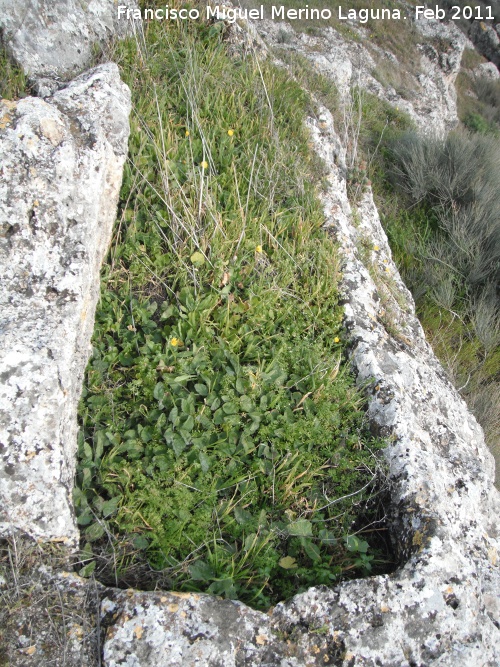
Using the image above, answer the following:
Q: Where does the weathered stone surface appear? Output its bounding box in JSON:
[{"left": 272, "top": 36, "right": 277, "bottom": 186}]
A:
[
  {"left": 0, "top": 63, "right": 131, "bottom": 545},
  {"left": 0, "top": 0, "right": 138, "bottom": 96},
  {"left": 473, "top": 61, "right": 500, "bottom": 79},
  {"left": 100, "top": 24, "right": 499, "bottom": 659},
  {"left": 256, "top": 15, "right": 468, "bottom": 137},
  {"left": 469, "top": 20, "right": 500, "bottom": 68}
]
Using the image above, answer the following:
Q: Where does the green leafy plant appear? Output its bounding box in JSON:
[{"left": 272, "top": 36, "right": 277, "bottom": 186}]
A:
[{"left": 76, "top": 17, "right": 390, "bottom": 609}]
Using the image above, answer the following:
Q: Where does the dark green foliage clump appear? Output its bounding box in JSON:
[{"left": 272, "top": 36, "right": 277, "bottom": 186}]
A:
[{"left": 75, "top": 19, "right": 388, "bottom": 609}]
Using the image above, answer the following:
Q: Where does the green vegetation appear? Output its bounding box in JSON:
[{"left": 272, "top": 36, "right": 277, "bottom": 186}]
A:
[
  {"left": 275, "top": 50, "right": 340, "bottom": 117},
  {"left": 0, "top": 45, "right": 29, "bottom": 99},
  {"left": 457, "top": 69, "right": 500, "bottom": 136},
  {"left": 76, "top": 18, "right": 388, "bottom": 609},
  {"left": 343, "top": 90, "right": 500, "bottom": 482},
  {"left": 381, "top": 131, "right": 500, "bottom": 465}
]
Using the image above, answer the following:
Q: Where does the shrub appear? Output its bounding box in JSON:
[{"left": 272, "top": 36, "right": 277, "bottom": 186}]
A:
[
  {"left": 372, "top": 129, "right": 500, "bottom": 483},
  {"left": 388, "top": 130, "right": 500, "bottom": 294}
]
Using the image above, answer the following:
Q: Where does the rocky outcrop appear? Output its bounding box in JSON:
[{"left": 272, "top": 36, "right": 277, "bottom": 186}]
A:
[
  {"left": 0, "top": 0, "right": 138, "bottom": 96},
  {"left": 0, "top": 63, "right": 131, "bottom": 546},
  {"left": 257, "top": 15, "right": 468, "bottom": 137},
  {"left": 473, "top": 61, "right": 500, "bottom": 79},
  {"left": 469, "top": 21, "right": 500, "bottom": 68}
]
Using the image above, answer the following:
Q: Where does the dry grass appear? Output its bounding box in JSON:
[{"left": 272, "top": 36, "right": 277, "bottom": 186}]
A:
[{"left": 0, "top": 537, "right": 102, "bottom": 667}]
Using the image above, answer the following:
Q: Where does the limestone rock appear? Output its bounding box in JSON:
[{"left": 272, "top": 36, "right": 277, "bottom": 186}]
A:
[
  {"left": 473, "top": 61, "right": 500, "bottom": 79},
  {"left": 256, "top": 15, "right": 467, "bottom": 137},
  {"left": 0, "top": 0, "right": 138, "bottom": 96},
  {"left": 469, "top": 20, "right": 500, "bottom": 68},
  {"left": 0, "top": 63, "right": 131, "bottom": 546}
]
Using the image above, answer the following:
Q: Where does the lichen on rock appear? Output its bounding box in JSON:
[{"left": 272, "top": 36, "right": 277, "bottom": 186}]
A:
[
  {"left": 0, "top": 0, "right": 139, "bottom": 96},
  {"left": 0, "top": 63, "right": 131, "bottom": 546}
]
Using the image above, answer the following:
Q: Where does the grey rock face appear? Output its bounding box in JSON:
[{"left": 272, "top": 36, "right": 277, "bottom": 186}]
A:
[
  {"left": 0, "top": 0, "right": 138, "bottom": 95},
  {"left": 469, "top": 20, "right": 500, "bottom": 68},
  {"left": 473, "top": 61, "right": 500, "bottom": 79},
  {"left": 0, "top": 63, "right": 131, "bottom": 546},
  {"left": 256, "top": 16, "right": 468, "bottom": 137}
]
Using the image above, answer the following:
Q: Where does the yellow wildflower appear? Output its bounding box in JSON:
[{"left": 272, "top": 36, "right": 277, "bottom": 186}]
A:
[
  {"left": 170, "top": 337, "right": 181, "bottom": 347},
  {"left": 373, "top": 245, "right": 379, "bottom": 251},
  {"left": 227, "top": 129, "right": 234, "bottom": 136},
  {"left": 185, "top": 130, "right": 189, "bottom": 137},
  {"left": 201, "top": 160, "right": 208, "bottom": 169},
  {"left": 334, "top": 336, "right": 340, "bottom": 343},
  {"left": 255, "top": 245, "right": 263, "bottom": 253}
]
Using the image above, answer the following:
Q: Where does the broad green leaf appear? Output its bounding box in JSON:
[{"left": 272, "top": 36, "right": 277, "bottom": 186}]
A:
[
  {"left": 183, "top": 415, "right": 195, "bottom": 432},
  {"left": 213, "top": 408, "right": 225, "bottom": 425},
  {"left": 234, "top": 507, "right": 252, "bottom": 525},
  {"left": 235, "top": 378, "right": 246, "bottom": 394},
  {"left": 106, "top": 431, "right": 120, "bottom": 446},
  {"left": 287, "top": 519, "right": 313, "bottom": 537},
  {"left": 173, "top": 374, "right": 195, "bottom": 384},
  {"left": 190, "top": 251, "right": 205, "bottom": 265},
  {"left": 240, "top": 396, "right": 253, "bottom": 412},
  {"left": 85, "top": 522, "right": 105, "bottom": 542},
  {"left": 239, "top": 432, "right": 254, "bottom": 454},
  {"left": 189, "top": 560, "right": 214, "bottom": 581},
  {"left": 208, "top": 578, "right": 237, "bottom": 599},
  {"left": 83, "top": 442, "right": 92, "bottom": 461},
  {"left": 133, "top": 536, "right": 149, "bottom": 550},
  {"left": 172, "top": 435, "right": 186, "bottom": 457},
  {"left": 153, "top": 382, "right": 165, "bottom": 400},
  {"left": 319, "top": 529, "right": 337, "bottom": 545},
  {"left": 346, "top": 535, "right": 369, "bottom": 553},
  {"left": 118, "top": 353, "right": 134, "bottom": 366},
  {"left": 94, "top": 437, "right": 104, "bottom": 462},
  {"left": 243, "top": 533, "right": 258, "bottom": 552},
  {"left": 76, "top": 511, "right": 92, "bottom": 527},
  {"left": 302, "top": 539, "right": 321, "bottom": 562},
  {"left": 279, "top": 556, "right": 297, "bottom": 569},
  {"left": 140, "top": 427, "right": 153, "bottom": 443},
  {"left": 79, "top": 560, "right": 96, "bottom": 578},
  {"left": 101, "top": 497, "right": 120, "bottom": 518},
  {"left": 199, "top": 451, "right": 210, "bottom": 472}
]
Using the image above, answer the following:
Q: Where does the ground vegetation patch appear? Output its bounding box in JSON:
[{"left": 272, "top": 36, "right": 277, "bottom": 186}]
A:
[{"left": 76, "top": 14, "right": 390, "bottom": 610}]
